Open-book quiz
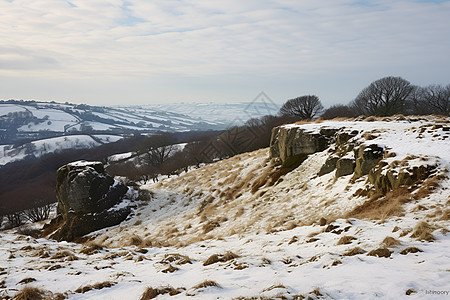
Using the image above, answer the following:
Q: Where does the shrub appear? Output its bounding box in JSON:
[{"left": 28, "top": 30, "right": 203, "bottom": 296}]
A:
[
  {"left": 24, "top": 204, "right": 53, "bottom": 223},
  {"left": 13, "top": 286, "right": 47, "bottom": 300}
]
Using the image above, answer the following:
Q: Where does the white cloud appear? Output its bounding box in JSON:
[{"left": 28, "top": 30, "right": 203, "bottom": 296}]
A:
[{"left": 0, "top": 0, "right": 449, "bottom": 104}]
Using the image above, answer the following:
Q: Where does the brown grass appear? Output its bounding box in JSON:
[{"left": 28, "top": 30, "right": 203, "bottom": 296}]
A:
[
  {"left": 336, "top": 236, "right": 356, "bottom": 245},
  {"left": 440, "top": 209, "right": 450, "bottom": 221},
  {"left": 79, "top": 242, "right": 103, "bottom": 255},
  {"left": 140, "top": 286, "right": 183, "bottom": 299},
  {"left": 192, "top": 280, "right": 220, "bottom": 289},
  {"left": 367, "top": 248, "right": 392, "bottom": 258},
  {"left": 50, "top": 250, "right": 76, "bottom": 260},
  {"left": 410, "top": 221, "right": 435, "bottom": 242},
  {"left": 382, "top": 236, "right": 402, "bottom": 248},
  {"left": 162, "top": 264, "right": 179, "bottom": 273},
  {"left": 343, "top": 247, "right": 366, "bottom": 256},
  {"left": 346, "top": 187, "right": 410, "bottom": 220},
  {"left": 203, "top": 252, "right": 239, "bottom": 266},
  {"left": 129, "top": 235, "right": 143, "bottom": 246},
  {"left": 413, "top": 173, "right": 446, "bottom": 200},
  {"left": 399, "top": 247, "right": 423, "bottom": 255},
  {"left": 18, "top": 278, "right": 37, "bottom": 284},
  {"left": 74, "top": 281, "right": 116, "bottom": 293},
  {"left": 203, "top": 220, "right": 220, "bottom": 234},
  {"left": 161, "top": 253, "right": 191, "bottom": 265},
  {"left": 13, "top": 286, "right": 47, "bottom": 300}
]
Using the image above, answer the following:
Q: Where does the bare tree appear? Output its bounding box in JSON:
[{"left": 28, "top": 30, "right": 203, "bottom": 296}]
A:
[
  {"left": 350, "top": 76, "right": 415, "bottom": 116},
  {"left": 24, "top": 204, "right": 53, "bottom": 223},
  {"left": 279, "top": 95, "right": 323, "bottom": 120},
  {"left": 321, "top": 104, "right": 357, "bottom": 119},
  {"left": 413, "top": 84, "right": 450, "bottom": 116},
  {"left": 139, "top": 133, "right": 177, "bottom": 167},
  {"left": 5, "top": 212, "right": 24, "bottom": 228}
]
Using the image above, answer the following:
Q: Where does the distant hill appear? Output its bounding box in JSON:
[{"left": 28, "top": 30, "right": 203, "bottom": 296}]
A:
[{"left": 0, "top": 100, "right": 280, "bottom": 166}]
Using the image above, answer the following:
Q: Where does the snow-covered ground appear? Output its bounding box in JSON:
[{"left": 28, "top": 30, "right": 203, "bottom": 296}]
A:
[{"left": 1, "top": 116, "right": 449, "bottom": 299}]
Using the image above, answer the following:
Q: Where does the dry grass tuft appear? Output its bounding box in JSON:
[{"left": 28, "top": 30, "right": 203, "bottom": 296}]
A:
[
  {"left": 13, "top": 286, "right": 47, "bottom": 300},
  {"left": 129, "top": 235, "right": 143, "bottom": 246},
  {"left": 51, "top": 250, "right": 77, "bottom": 260},
  {"left": 79, "top": 242, "right": 103, "bottom": 255},
  {"left": 399, "top": 247, "right": 423, "bottom": 255},
  {"left": 440, "top": 209, "right": 450, "bottom": 221},
  {"left": 367, "top": 248, "right": 392, "bottom": 258},
  {"left": 346, "top": 187, "right": 410, "bottom": 220},
  {"left": 202, "top": 220, "right": 220, "bottom": 234},
  {"left": 343, "top": 247, "right": 366, "bottom": 256},
  {"left": 336, "top": 236, "right": 356, "bottom": 245},
  {"left": 140, "top": 286, "right": 183, "bottom": 299},
  {"left": 74, "top": 281, "right": 116, "bottom": 293},
  {"left": 413, "top": 173, "right": 446, "bottom": 200},
  {"left": 203, "top": 252, "right": 239, "bottom": 266},
  {"left": 18, "top": 277, "right": 37, "bottom": 284},
  {"left": 161, "top": 264, "right": 179, "bottom": 273},
  {"left": 192, "top": 280, "right": 220, "bottom": 290},
  {"left": 410, "top": 221, "right": 435, "bottom": 242},
  {"left": 161, "top": 253, "right": 191, "bottom": 265},
  {"left": 382, "top": 236, "right": 402, "bottom": 248}
]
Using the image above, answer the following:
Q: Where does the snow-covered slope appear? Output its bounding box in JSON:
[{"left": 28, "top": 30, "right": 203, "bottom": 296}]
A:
[{"left": 1, "top": 116, "right": 449, "bottom": 299}]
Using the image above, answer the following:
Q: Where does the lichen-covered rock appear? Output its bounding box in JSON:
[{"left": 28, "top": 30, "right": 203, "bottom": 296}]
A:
[
  {"left": 50, "top": 161, "right": 131, "bottom": 241},
  {"left": 270, "top": 126, "right": 339, "bottom": 167},
  {"left": 336, "top": 130, "right": 358, "bottom": 147},
  {"left": 369, "top": 161, "right": 436, "bottom": 193},
  {"left": 353, "top": 144, "right": 384, "bottom": 178},
  {"left": 335, "top": 158, "right": 355, "bottom": 178},
  {"left": 318, "top": 156, "right": 339, "bottom": 176}
]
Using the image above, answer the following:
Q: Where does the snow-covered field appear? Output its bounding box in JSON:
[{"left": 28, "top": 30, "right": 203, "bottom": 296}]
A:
[
  {"left": 0, "top": 135, "right": 122, "bottom": 166},
  {"left": 1, "top": 116, "right": 449, "bottom": 299}
]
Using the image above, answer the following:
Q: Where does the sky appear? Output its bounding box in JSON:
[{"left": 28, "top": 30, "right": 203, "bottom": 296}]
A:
[{"left": 0, "top": 0, "right": 449, "bottom": 107}]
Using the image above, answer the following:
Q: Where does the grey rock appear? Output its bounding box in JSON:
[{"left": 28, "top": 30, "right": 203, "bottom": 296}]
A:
[
  {"left": 353, "top": 144, "right": 384, "bottom": 178},
  {"left": 335, "top": 158, "right": 355, "bottom": 177},
  {"left": 318, "top": 156, "right": 339, "bottom": 176},
  {"left": 50, "top": 161, "right": 130, "bottom": 241},
  {"left": 270, "top": 126, "right": 339, "bottom": 167}
]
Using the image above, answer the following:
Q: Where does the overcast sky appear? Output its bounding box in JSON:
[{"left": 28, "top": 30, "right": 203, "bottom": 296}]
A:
[{"left": 0, "top": 0, "right": 449, "bottom": 107}]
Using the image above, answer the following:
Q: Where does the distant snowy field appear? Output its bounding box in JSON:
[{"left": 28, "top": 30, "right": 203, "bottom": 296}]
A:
[
  {"left": 0, "top": 135, "right": 122, "bottom": 166},
  {"left": 1, "top": 101, "right": 278, "bottom": 166}
]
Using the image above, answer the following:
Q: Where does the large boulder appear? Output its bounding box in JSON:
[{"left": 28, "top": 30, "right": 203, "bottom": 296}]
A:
[
  {"left": 49, "top": 161, "right": 131, "bottom": 241},
  {"left": 270, "top": 126, "right": 339, "bottom": 167},
  {"left": 353, "top": 144, "right": 384, "bottom": 179}
]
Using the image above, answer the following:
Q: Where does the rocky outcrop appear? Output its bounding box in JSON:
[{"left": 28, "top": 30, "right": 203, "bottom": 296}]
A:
[
  {"left": 368, "top": 160, "right": 436, "bottom": 193},
  {"left": 49, "top": 161, "right": 131, "bottom": 242},
  {"left": 353, "top": 144, "right": 384, "bottom": 179},
  {"left": 270, "top": 126, "right": 339, "bottom": 167},
  {"left": 270, "top": 121, "right": 441, "bottom": 198}
]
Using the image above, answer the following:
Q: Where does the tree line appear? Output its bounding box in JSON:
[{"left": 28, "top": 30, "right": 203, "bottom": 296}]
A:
[{"left": 280, "top": 76, "right": 449, "bottom": 120}]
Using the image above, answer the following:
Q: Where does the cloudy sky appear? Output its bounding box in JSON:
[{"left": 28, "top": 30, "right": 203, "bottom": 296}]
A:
[{"left": 0, "top": 0, "right": 449, "bottom": 106}]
